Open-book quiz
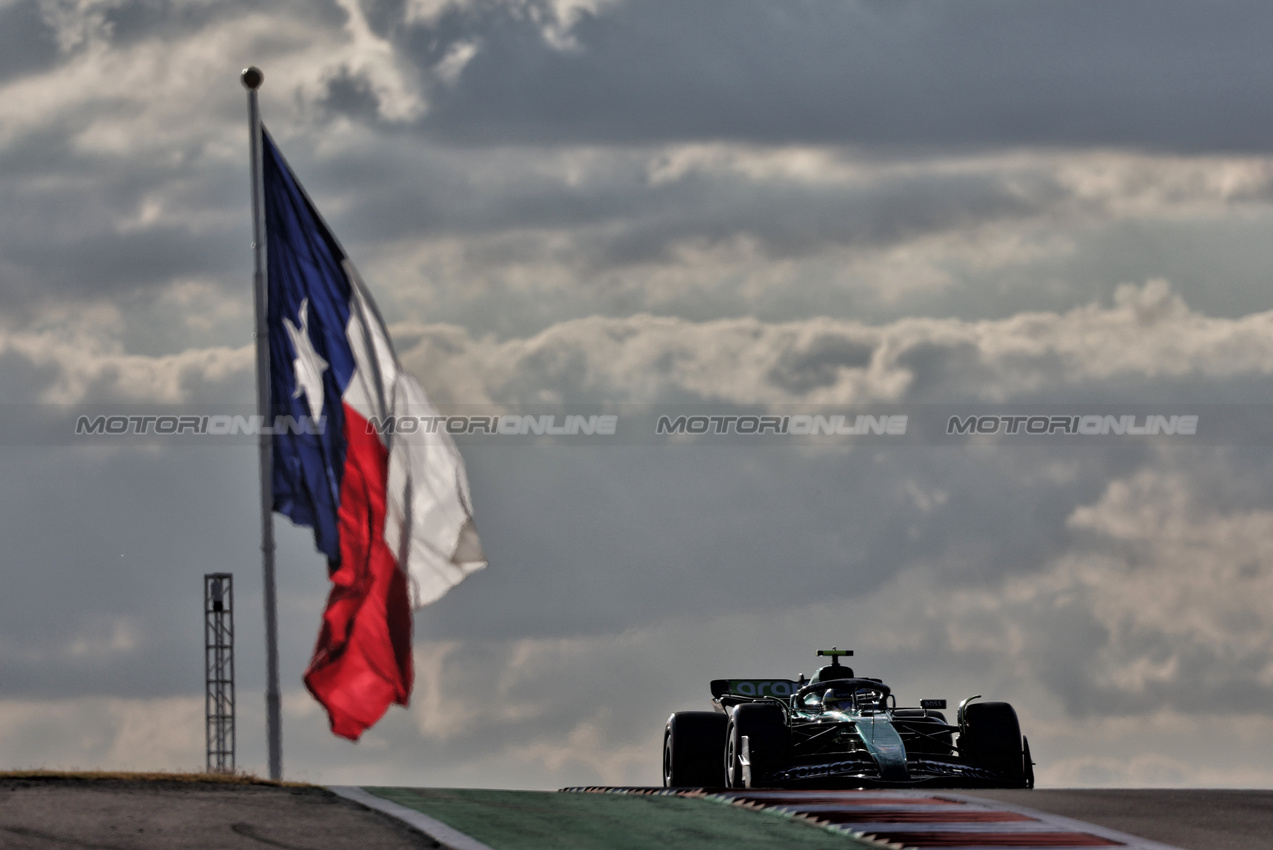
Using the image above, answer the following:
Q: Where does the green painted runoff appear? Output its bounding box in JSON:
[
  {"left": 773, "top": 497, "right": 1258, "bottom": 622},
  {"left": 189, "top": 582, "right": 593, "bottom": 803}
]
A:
[{"left": 364, "top": 787, "right": 874, "bottom": 850}]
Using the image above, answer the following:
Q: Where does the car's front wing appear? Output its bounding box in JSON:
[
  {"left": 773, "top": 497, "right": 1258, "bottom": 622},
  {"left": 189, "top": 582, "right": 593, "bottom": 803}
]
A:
[{"left": 768, "top": 754, "right": 1019, "bottom": 789}]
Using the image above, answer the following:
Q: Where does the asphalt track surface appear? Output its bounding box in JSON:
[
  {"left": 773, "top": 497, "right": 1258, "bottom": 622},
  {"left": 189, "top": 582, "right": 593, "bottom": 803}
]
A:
[
  {"left": 0, "top": 776, "right": 437, "bottom": 850},
  {"left": 0, "top": 776, "right": 1270, "bottom": 849}
]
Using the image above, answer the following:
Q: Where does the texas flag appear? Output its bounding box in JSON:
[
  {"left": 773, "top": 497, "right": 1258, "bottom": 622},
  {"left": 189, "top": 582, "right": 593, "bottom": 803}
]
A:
[{"left": 261, "top": 126, "right": 486, "bottom": 740}]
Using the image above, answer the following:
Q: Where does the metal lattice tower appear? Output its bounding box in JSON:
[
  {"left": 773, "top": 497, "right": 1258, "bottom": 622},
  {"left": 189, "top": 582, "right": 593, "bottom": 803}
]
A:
[{"left": 204, "top": 573, "right": 235, "bottom": 773}]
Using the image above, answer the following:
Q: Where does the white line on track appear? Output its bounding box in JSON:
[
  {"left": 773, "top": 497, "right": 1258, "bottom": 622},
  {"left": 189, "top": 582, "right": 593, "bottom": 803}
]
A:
[{"left": 327, "top": 786, "right": 497, "bottom": 850}]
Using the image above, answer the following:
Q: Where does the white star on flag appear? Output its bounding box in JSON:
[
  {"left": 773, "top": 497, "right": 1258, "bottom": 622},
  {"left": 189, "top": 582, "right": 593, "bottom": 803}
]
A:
[{"left": 284, "top": 297, "right": 328, "bottom": 421}]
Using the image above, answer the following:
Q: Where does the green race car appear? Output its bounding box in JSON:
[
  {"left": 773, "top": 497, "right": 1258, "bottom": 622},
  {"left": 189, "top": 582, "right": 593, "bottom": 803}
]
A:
[{"left": 663, "top": 648, "right": 1034, "bottom": 789}]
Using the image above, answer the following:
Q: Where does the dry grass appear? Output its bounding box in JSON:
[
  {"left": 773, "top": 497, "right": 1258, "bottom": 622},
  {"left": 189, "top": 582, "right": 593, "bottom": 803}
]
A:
[{"left": 0, "top": 769, "right": 312, "bottom": 787}]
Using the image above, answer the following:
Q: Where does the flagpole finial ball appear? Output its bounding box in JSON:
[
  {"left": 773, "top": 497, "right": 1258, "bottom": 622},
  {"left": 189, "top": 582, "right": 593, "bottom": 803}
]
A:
[{"left": 241, "top": 66, "right": 264, "bottom": 90}]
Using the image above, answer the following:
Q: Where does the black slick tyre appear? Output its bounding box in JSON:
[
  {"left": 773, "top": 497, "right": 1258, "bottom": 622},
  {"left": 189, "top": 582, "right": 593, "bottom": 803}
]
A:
[
  {"left": 663, "top": 711, "right": 728, "bottom": 787},
  {"left": 960, "top": 701, "right": 1026, "bottom": 787},
  {"left": 724, "top": 703, "right": 789, "bottom": 788}
]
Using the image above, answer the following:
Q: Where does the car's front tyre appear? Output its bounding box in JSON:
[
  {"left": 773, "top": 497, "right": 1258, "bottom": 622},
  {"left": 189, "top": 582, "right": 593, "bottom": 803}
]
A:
[
  {"left": 724, "top": 703, "right": 789, "bottom": 788},
  {"left": 959, "top": 701, "right": 1026, "bottom": 787}
]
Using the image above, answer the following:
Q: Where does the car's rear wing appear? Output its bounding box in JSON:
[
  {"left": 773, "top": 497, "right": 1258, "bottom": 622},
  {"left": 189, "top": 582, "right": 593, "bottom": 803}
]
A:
[{"left": 710, "top": 679, "right": 801, "bottom": 701}]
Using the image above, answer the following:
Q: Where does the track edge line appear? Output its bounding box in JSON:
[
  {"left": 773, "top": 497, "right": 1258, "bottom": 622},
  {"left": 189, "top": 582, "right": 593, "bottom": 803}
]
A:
[{"left": 327, "top": 786, "right": 498, "bottom": 850}]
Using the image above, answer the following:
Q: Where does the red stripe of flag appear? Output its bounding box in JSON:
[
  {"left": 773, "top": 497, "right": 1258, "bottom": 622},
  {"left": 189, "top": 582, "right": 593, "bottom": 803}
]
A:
[{"left": 303, "top": 405, "right": 413, "bottom": 740}]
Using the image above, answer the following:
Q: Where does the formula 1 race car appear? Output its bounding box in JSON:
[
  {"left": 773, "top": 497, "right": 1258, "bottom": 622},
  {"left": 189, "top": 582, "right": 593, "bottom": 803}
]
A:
[{"left": 663, "top": 648, "right": 1034, "bottom": 789}]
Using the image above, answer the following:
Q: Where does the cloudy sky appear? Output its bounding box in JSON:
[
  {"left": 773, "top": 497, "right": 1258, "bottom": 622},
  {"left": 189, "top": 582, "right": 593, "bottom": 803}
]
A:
[{"left": 3, "top": 0, "right": 1273, "bottom": 789}]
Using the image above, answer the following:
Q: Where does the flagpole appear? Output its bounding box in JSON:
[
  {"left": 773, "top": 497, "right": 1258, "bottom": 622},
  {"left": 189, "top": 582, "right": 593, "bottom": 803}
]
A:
[{"left": 242, "top": 65, "right": 283, "bottom": 781}]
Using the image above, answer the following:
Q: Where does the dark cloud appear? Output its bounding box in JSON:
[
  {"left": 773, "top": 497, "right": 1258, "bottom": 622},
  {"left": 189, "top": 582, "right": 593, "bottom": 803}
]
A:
[
  {"left": 0, "top": 133, "right": 248, "bottom": 312},
  {"left": 100, "top": 0, "right": 346, "bottom": 49},
  {"left": 6, "top": 225, "right": 231, "bottom": 301},
  {"left": 413, "top": 443, "right": 1135, "bottom": 642},
  {"left": 581, "top": 168, "right": 1052, "bottom": 268},
  {"left": 317, "top": 66, "right": 384, "bottom": 122},
  {"left": 407, "top": 0, "right": 1273, "bottom": 153},
  {"left": 767, "top": 334, "right": 874, "bottom": 394},
  {"left": 308, "top": 143, "right": 1055, "bottom": 279},
  {"left": 0, "top": 1, "right": 59, "bottom": 84},
  {"left": 0, "top": 442, "right": 349, "bottom": 703},
  {"left": 0, "top": 447, "right": 256, "bottom": 698},
  {"left": 0, "top": 350, "right": 62, "bottom": 404},
  {"left": 357, "top": 0, "right": 409, "bottom": 40}
]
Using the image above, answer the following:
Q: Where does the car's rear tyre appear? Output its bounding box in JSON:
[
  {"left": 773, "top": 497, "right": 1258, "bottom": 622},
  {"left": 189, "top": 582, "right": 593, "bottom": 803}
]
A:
[
  {"left": 663, "top": 711, "right": 728, "bottom": 787},
  {"left": 725, "top": 703, "right": 789, "bottom": 788},
  {"left": 959, "top": 701, "right": 1026, "bottom": 786}
]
